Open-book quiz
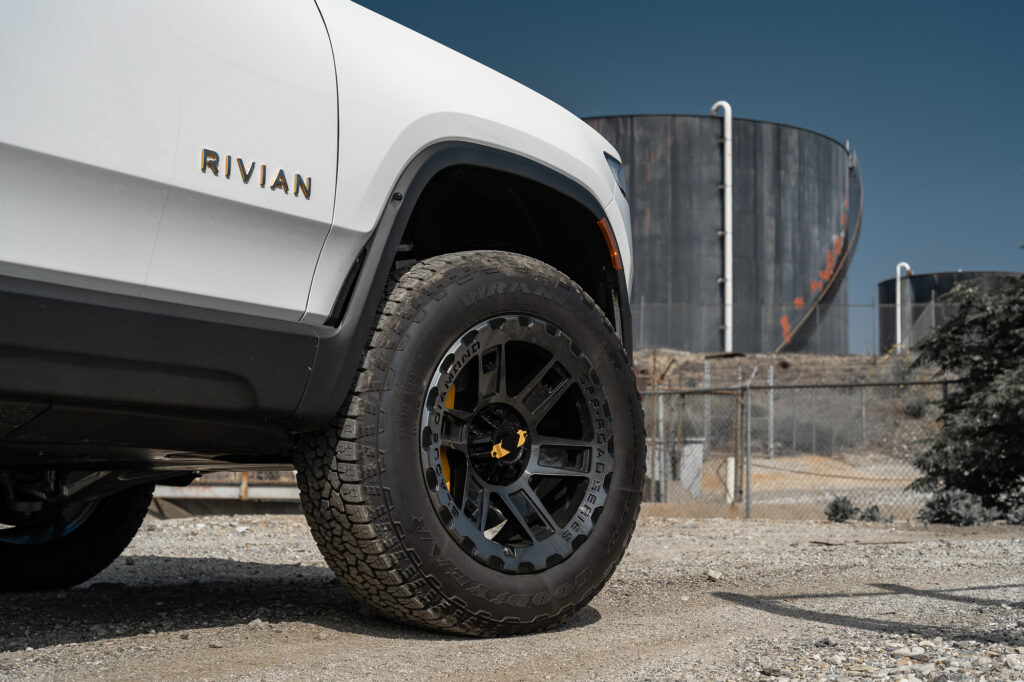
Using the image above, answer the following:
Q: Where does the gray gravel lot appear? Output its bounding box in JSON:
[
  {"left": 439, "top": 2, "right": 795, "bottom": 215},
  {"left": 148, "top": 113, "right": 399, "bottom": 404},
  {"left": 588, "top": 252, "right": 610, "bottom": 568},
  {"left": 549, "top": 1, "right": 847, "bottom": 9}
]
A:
[{"left": 1, "top": 510, "right": 1022, "bottom": 680}]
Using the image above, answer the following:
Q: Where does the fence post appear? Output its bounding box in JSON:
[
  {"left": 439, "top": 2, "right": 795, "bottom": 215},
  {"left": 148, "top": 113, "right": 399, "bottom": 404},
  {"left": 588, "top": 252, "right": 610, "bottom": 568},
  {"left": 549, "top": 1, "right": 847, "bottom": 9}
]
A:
[
  {"left": 812, "top": 394, "right": 817, "bottom": 454},
  {"left": 656, "top": 393, "right": 665, "bottom": 502},
  {"left": 872, "top": 296, "right": 877, "bottom": 357},
  {"left": 768, "top": 365, "right": 775, "bottom": 459},
  {"left": 860, "top": 386, "right": 866, "bottom": 445},
  {"left": 703, "top": 361, "right": 710, "bottom": 462},
  {"left": 791, "top": 388, "right": 796, "bottom": 455},
  {"left": 829, "top": 389, "right": 835, "bottom": 455},
  {"left": 745, "top": 383, "right": 752, "bottom": 519}
]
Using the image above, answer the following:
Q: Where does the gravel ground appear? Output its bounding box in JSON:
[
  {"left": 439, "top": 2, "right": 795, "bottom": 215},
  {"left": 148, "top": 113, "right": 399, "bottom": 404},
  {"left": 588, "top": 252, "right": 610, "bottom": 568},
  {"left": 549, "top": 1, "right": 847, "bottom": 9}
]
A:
[{"left": 1, "top": 510, "right": 1022, "bottom": 681}]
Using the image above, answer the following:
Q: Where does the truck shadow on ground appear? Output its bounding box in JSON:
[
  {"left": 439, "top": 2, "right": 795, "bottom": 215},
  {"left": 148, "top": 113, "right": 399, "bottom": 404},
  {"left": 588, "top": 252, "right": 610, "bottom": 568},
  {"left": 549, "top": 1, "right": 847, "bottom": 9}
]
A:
[
  {"left": 713, "top": 583, "right": 1024, "bottom": 645},
  {"left": 0, "top": 555, "right": 600, "bottom": 653}
]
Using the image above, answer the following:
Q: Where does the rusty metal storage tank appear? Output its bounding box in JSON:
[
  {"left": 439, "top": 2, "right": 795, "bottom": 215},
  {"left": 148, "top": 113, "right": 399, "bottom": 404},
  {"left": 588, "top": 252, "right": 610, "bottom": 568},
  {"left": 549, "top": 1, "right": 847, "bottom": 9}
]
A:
[
  {"left": 586, "top": 114, "right": 861, "bottom": 354},
  {"left": 877, "top": 270, "right": 1020, "bottom": 352}
]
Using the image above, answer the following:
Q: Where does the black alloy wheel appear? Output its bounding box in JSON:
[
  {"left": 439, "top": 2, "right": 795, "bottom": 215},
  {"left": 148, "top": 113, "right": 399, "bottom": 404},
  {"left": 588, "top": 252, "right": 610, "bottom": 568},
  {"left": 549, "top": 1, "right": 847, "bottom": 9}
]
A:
[{"left": 421, "top": 314, "right": 612, "bottom": 574}]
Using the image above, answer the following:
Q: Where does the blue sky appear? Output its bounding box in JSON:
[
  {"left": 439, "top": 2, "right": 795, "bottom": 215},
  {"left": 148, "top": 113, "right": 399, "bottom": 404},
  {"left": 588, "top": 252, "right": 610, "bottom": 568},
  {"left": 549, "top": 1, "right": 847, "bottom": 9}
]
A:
[{"left": 356, "top": 1, "right": 1022, "bottom": 351}]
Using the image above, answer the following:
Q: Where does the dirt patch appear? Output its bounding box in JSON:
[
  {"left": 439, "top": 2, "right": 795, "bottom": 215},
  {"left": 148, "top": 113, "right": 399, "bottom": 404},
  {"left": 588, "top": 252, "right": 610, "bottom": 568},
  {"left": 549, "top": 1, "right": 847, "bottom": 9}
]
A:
[{"left": 1, "top": 512, "right": 1021, "bottom": 680}]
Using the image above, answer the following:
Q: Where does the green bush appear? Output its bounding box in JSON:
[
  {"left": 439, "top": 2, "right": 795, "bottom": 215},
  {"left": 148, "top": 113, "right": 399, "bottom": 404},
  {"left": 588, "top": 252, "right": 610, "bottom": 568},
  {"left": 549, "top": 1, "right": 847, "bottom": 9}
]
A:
[
  {"left": 825, "top": 496, "right": 859, "bottom": 523},
  {"left": 918, "top": 490, "right": 993, "bottom": 526},
  {"left": 911, "top": 275, "right": 1024, "bottom": 513},
  {"left": 824, "top": 498, "right": 892, "bottom": 523},
  {"left": 858, "top": 504, "right": 882, "bottom": 522},
  {"left": 901, "top": 397, "right": 927, "bottom": 419}
]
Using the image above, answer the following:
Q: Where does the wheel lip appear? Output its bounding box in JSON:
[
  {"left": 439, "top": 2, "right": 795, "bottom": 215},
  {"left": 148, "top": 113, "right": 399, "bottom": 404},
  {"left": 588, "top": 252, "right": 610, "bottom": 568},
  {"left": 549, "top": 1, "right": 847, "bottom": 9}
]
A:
[{"left": 419, "top": 313, "right": 614, "bottom": 575}]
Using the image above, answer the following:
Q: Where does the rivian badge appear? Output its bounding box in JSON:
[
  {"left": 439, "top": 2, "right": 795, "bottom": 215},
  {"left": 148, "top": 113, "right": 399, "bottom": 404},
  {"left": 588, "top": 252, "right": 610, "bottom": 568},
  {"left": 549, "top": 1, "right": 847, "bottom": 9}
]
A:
[{"left": 200, "top": 148, "right": 311, "bottom": 200}]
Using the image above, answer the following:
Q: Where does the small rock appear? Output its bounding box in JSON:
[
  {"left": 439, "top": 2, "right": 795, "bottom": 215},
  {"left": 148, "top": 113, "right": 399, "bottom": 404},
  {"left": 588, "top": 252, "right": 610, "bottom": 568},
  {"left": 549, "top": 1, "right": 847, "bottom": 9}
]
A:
[
  {"left": 705, "top": 569, "right": 723, "bottom": 582},
  {"left": 814, "top": 636, "right": 837, "bottom": 647},
  {"left": 235, "top": 526, "right": 250, "bottom": 533},
  {"left": 910, "top": 651, "right": 930, "bottom": 662},
  {"left": 209, "top": 642, "right": 225, "bottom": 649},
  {"left": 891, "top": 647, "right": 912, "bottom": 657},
  {"left": 918, "top": 639, "right": 935, "bottom": 648},
  {"left": 316, "top": 632, "right": 328, "bottom": 641},
  {"left": 179, "top": 633, "right": 189, "bottom": 640},
  {"left": 827, "top": 654, "right": 843, "bottom": 665}
]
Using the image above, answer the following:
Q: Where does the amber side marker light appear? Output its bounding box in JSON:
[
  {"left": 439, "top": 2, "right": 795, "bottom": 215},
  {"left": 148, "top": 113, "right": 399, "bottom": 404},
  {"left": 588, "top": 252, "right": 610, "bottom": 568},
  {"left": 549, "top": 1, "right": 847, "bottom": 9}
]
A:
[{"left": 597, "top": 218, "right": 624, "bottom": 271}]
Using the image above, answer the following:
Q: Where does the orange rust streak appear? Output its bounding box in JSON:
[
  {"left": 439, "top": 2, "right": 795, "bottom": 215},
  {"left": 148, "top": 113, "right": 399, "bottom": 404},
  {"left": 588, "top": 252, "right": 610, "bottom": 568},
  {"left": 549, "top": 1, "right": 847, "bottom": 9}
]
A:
[
  {"left": 780, "top": 314, "right": 792, "bottom": 343},
  {"left": 819, "top": 250, "right": 837, "bottom": 281},
  {"left": 793, "top": 296, "right": 805, "bottom": 311}
]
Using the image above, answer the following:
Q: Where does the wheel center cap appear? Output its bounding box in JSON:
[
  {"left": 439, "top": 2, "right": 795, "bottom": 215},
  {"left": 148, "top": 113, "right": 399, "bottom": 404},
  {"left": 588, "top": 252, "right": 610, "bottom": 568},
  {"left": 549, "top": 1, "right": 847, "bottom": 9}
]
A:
[
  {"left": 470, "top": 404, "right": 530, "bottom": 485},
  {"left": 490, "top": 428, "right": 527, "bottom": 459}
]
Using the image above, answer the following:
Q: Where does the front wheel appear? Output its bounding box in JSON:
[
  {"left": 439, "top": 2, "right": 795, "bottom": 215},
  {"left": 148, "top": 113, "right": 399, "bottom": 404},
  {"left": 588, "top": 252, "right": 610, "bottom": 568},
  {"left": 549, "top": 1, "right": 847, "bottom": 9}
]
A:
[{"left": 296, "top": 251, "right": 645, "bottom": 635}]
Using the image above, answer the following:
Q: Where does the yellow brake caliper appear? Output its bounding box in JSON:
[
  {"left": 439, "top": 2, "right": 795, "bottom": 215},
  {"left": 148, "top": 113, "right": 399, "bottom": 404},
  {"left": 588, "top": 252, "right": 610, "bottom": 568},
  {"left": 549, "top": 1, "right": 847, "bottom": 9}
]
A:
[{"left": 440, "top": 384, "right": 455, "bottom": 492}]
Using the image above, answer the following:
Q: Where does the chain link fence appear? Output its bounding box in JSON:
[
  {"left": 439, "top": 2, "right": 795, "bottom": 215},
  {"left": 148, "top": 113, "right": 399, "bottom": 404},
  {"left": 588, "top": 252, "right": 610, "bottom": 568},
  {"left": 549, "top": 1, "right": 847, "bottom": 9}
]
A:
[{"left": 641, "top": 379, "right": 946, "bottom": 521}]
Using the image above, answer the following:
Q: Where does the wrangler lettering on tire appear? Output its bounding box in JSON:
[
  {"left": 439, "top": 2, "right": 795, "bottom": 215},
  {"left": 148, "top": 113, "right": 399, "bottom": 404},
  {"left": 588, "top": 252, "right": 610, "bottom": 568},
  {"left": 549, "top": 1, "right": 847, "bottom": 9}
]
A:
[{"left": 295, "top": 252, "right": 645, "bottom": 636}]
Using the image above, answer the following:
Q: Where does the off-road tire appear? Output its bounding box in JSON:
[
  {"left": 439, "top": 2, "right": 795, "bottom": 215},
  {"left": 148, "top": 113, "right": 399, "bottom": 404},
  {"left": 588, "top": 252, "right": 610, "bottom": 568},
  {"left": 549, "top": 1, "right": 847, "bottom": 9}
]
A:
[
  {"left": 0, "top": 483, "right": 154, "bottom": 591},
  {"left": 295, "top": 250, "right": 645, "bottom": 636}
]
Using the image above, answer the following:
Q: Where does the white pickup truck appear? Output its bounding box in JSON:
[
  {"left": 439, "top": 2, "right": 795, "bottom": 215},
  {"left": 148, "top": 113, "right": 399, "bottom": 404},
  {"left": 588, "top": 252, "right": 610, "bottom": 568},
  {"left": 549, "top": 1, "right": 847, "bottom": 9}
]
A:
[{"left": 0, "top": 0, "right": 644, "bottom": 635}]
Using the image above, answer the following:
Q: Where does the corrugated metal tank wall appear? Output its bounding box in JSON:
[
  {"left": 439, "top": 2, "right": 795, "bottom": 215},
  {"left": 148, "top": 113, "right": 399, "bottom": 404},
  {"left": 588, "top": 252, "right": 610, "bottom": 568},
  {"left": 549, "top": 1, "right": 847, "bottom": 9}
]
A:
[{"left": 586, "top": 115, "right": 856, "bottom": 354}]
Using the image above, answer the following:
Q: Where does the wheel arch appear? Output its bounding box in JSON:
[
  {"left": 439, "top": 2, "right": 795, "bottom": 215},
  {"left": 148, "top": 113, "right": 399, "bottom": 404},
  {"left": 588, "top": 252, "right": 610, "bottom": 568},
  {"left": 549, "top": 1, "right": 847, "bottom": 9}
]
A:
[{"left": 293, "top": 141, "right": 632, "bottom": 429}]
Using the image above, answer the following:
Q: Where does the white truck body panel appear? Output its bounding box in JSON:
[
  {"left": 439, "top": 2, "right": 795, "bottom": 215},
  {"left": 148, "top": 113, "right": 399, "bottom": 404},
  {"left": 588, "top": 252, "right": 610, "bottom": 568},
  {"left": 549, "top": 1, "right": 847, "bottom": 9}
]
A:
[
  {"left": 0, "top": 0, "right": 337, "bottom": 319},
  {"left": 0, "top": 0, "right": 630, "bottom": 323}
]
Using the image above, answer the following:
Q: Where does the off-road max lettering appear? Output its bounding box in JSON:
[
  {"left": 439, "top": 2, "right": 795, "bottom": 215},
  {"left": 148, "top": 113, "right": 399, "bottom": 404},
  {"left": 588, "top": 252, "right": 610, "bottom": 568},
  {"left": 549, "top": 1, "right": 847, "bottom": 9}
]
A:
[{"left": 1, "top": 2, "right": 639, "bottom": 637}]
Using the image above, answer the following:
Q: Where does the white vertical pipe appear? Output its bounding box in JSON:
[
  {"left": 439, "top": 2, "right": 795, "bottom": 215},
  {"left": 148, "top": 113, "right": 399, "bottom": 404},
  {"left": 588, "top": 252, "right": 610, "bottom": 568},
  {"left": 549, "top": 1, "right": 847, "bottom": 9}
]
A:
[
  {"left": 895, "top": 261, "right": 912, "bottom": 351},
  {"left": 768, "top": 365, "right": 774, "bottom": 460},
  {"left": 712, "top": 100, "right": 733, "bottom": 353}
]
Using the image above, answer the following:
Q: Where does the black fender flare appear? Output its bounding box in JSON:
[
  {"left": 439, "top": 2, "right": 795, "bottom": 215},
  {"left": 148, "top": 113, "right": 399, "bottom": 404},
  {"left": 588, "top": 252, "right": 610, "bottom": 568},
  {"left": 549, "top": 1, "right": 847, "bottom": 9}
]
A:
[{"left": 291, "top": 141, "right": 631, "bottom": 428}]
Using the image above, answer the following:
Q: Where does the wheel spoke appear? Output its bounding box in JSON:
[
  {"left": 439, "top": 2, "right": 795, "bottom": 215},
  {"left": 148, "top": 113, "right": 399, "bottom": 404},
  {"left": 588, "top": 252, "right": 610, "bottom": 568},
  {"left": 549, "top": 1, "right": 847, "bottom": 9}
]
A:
[
  {"left": 533, "top": 435, "right": 595, "bottom": 449},
  {"left": 530, "top": 377, "right": 573, "bottom": 418},
  {"left": 513, "top": 357, "right": 556, "bottom": 402},
  {"left": 477, "top": 343, "right": 504, "bottom": 403},
  {"left": 440, "top": 407, "right": 473, "bottom": 452},
  {"left": 498, "top": 484, "right": 559, "bottom": 545},
  {"left": 515, "top": 357, "right": 573, "bottom": 418},
  {"left": 525, "top": 444, "right": 592, "bottom": 477},
  {"left": 462, "top": 471, "right": 490, "bottom": 529}
]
